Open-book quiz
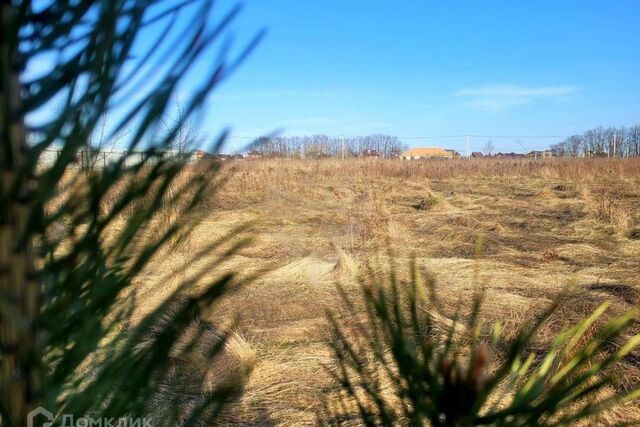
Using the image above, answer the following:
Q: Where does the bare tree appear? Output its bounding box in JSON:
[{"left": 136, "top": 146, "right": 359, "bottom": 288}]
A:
[
  {"left": 162, "top": 95, "right": 198, "bottom": 157},
  {"left": 550, "top": 141, "right": 566, "bottom": 157},
  {"left": 568, "top": 135, "right": 583, "bottom": 156},
  {"left": 364, "top": 134, "right": 405, "bottom": 157},
  {"left": 551, "top": 124, "right": 640, "bottom": 158},
  {"left": 628, "top": 125, "right": 640, "bottom": 157},
  {"left": 483, "top": 140, "right": 495, "bottom": 156}
]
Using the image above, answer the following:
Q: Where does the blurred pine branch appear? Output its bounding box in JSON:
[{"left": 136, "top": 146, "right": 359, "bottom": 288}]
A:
[
  {"left": 0, "top": 1, "right": 262, "bottom": 425},
  {"left": 322, "top": 261, "right": 640, "bottom": 426}
]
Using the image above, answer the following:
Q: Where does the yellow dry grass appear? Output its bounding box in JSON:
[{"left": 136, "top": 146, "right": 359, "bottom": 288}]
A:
[{"left": 135, "top": 157, "right": 640, "bottom": 425}]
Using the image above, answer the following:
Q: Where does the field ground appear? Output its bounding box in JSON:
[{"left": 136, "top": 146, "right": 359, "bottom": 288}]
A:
[{"left": 138, "top": 158, "right": 640, "bottom": 425}]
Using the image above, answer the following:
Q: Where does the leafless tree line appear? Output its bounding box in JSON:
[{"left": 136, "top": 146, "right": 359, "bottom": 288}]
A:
[
  {"left": 251, "top": 134, "right": 407, "bottom": 158},
  {"left": 551, "top": 125, "right": 640, "bottom": 157}
]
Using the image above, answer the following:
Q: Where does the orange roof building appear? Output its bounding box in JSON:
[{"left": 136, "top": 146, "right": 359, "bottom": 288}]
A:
[{"left": 400, "top": 147, "right": 454, "bottom": 160}]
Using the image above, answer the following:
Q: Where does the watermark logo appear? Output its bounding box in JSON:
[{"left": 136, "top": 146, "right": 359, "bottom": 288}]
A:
[
  {"left": 27, "top": 407, "right": 53, "bottom": 427},
  {"left": 27, "top": 407, "right": 152, "bottom": 427}
]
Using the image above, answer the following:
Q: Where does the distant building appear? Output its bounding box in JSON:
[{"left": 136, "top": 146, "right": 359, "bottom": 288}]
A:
[
  {"left": 526, "top": 150, "right": 554, "bottom": 159},
  {"left": 361, "top": 148, "right": 381, "bottom": 158},
  {"left": 400, "top": 147, "right": 453, "bottom": 160},
  {"left": 445, "top": 149, "right": 461, "bottom": 158},
  {"left": 191, "top": 149, "right": 211, "bottom": 162},
  {"left": 586, "top": 150, "right": 607, "bottom": 158},
  {"left": 471, "top": 152, "right": 484, "bottom": 158},
  {"left": 213, "top": 154, "right": 232, "bottom": 161},
  {"left": 494, "top": 152, "right": 525, "bottom": 159},
  {"left": 246, "top": 150, "right": 264, "bottom": 159}
]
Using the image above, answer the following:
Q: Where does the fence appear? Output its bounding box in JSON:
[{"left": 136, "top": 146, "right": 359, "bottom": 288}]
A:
[{"left": 39, "top": 149, "right": 197, "bottom": 169}]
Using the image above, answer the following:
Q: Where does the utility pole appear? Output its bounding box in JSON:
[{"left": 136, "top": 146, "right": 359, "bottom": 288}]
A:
[
  {"left": 466, "top": 135, "right": 470, "bottom": 158},
  {"left": 341, "top": 136, "right": 345, "bottom": 160}
]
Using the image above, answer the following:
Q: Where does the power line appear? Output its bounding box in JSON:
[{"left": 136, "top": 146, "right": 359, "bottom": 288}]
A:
[
  {"left": 226, "top": 134, "right": 571, "bottom": 140},
  {"left": 402, "top": 134, "right": 570, "bottom": 139}
]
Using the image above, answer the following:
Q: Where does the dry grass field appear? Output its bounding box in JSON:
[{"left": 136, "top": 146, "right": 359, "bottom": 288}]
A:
[{"left": 135, "top": 158, "right": 640, "bottom": 425}]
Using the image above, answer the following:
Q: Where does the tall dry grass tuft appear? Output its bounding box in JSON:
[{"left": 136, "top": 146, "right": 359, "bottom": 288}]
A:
[
  {"left": 582, "top": 186, "right": 634, "bottom": 235},
  {"left": 142, "top": 298, "right": 256, "bottom": 426}
]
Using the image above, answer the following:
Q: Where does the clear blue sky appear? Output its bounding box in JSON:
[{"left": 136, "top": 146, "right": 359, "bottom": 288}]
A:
[
  {"left": 194, "top": 0, "right": 639, "bottom": 152},
  {"left": 27, "top": 1, "right": 640, "bottom": 153}
]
